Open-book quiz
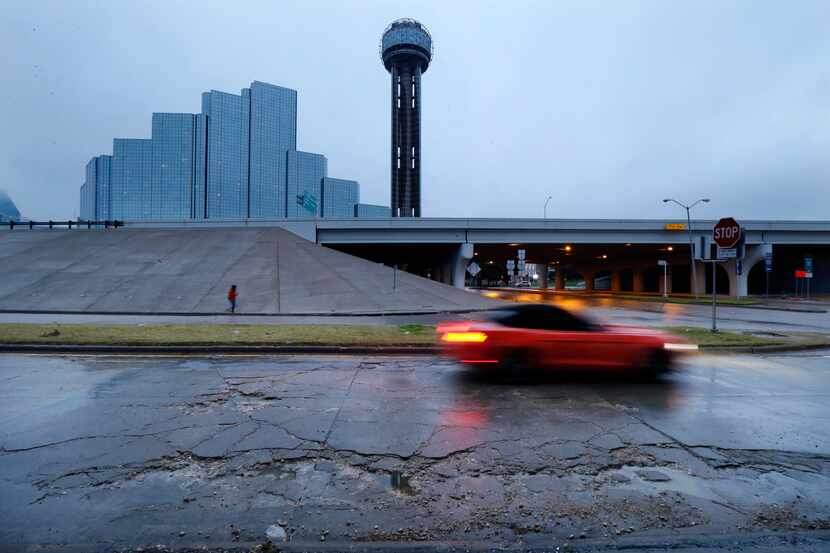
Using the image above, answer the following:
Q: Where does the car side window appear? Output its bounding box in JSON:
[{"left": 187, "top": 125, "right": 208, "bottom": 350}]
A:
[
  {"left": 554, "top": 312, "right": 594, "bottom": 332},
  {"left": 494, "top": 308, "right": 593, "bottom": 332}
]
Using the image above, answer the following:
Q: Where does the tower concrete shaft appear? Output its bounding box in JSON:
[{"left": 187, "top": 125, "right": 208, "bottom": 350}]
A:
[
  {"left": 380, "top": 18, "right": 432, "bottom": 218},
  {"left": 390, "top": 61, "right": 422, "bottom": 217}
]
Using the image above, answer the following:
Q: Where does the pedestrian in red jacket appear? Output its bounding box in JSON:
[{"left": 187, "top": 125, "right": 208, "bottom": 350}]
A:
[{"left": 227, "top": 285, "right": 238, "bottom": 313}]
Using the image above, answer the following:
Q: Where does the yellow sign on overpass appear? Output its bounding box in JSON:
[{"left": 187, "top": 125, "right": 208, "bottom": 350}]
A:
[{"left": 665, "top": 223, "right": 686, "bottom": 230}]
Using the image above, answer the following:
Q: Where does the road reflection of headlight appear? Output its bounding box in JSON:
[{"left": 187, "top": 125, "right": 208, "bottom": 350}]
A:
[{"left": 663, "top": 343, "right": 699, "bottom": 351}]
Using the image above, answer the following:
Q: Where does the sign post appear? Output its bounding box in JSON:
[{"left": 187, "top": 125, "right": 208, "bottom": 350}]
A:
[
  {"left": 517, "top": 249, "right": 526, "bottom": 279},
  {"left": 712, "top": 260, "right": 717, "bottom": 332},
  {"left": 805, "top": 256, "right": 813, "bottom": 299},
  {"left": 657, "top": 260, "right": 668, "bottom": 298},
  {"left": 764, "top": 251, "right": 773, "bottom": 297},
  {"left": 711, "top": 218, "right": 742, "bottom": 333}
]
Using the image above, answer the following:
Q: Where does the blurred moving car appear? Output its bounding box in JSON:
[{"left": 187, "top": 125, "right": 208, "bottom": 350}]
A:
[{"left": 438, "top": 304, "right": 696, "bottom": 375}]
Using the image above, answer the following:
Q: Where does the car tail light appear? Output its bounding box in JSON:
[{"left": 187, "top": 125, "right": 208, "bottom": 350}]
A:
[{"left": 441, "top": 331, "right": 488, "bottom": 343}]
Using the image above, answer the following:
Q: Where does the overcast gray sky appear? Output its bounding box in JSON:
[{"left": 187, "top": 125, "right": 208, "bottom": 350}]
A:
[{"left": 2, "top": 0, "right": 829, "bottom": 221}]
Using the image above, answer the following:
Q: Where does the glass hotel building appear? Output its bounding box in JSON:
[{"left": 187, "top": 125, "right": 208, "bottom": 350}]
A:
[{"left": 80, "top": 81, "right": 386, "bottom": 220}]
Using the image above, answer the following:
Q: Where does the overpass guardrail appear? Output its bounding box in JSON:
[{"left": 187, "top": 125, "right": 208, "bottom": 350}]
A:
[{"left": 1, "top": 220, "right": 123, "bottom": 230}]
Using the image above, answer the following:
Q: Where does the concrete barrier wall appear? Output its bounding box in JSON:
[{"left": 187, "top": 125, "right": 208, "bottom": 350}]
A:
[{"left": 0, "top": 228, "right": 500, "bottom": 314}]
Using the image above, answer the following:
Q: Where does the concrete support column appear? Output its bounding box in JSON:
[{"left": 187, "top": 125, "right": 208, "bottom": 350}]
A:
[
  {"left": 432, "top": 263, "right": 443, "bottom": 284},
  {"left": 693, "top": 260, "right": 707, "bottom": 297},
  {"left": 722, "top": 260, "right": 739, "bottom": 298},
  {"left": 450, "top": 243, "right": 474, "bottom": 289},
  {"left": 555, "top": 269, "right": 564, "bottom": 291},
  {"left": 610, "top": 270, "right": 621, "bottom": 292},
  {"left": 632, "top": 268, "right": 644, "bottom": 293},
  {"left": 736, "top": 244, "right": 771, "bottom": 297},
  {"left": 539, "top": 263, "right": 549, "bottom": 289},
  {"left": 582, "top": 270, "right": 595, "bottom": 292}
]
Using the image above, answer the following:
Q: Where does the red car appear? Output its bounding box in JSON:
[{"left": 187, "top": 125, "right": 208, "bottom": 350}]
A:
[{"left": 438, "top": 304, "right": 695, "bottom": 376}]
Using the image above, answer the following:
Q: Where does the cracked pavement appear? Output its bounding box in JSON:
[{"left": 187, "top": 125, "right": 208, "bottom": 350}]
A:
[{"left": 2, "top": 351, "right": 830, "bottom": 552}]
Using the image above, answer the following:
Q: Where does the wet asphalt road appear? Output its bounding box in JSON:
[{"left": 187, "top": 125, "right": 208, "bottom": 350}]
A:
[{"left": 2, "top": 352, "right": 830, "bottom": 552}]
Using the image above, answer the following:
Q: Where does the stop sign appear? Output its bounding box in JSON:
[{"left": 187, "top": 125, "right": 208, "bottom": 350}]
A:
[{"left": 713, "top": 217, "right": 741, "bottom": 248}]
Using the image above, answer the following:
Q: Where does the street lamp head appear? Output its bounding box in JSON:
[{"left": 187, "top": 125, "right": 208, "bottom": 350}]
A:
[
  {"left": 662, "top": 199, "right": 672, "bottom": 203},
  {"left": 701, "top": 198, "right": 711, "bottom": 203}
]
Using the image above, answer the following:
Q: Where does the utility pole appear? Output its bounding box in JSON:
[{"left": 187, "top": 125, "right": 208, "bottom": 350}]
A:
[{"left": 663, "top": 198, "right": 710, "bottom": 298}]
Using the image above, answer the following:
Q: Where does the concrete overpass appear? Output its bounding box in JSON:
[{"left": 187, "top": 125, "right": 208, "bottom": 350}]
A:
[{"left": 128, "top": 218, "right": 830, "bottom": 297}]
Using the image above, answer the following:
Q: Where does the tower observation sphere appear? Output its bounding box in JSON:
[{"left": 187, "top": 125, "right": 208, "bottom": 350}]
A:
[{"left": 380, "top": 18, "right": 433, "bottom": 217}]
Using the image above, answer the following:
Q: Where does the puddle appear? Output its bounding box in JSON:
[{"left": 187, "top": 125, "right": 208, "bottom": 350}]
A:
[
  {"left": 371, "top": 470, "right": 416, "bottom": 495},
  {"left": 255, "top": 462, "right": 307, "bottom": 480},
  {"left": 390, "top": 471, "right": 416, "bottom": 495},
  {"left": 607, "top": 466, "right": 720, "bottom": 502}
]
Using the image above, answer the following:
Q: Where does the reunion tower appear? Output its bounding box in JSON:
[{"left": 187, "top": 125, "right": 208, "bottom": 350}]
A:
[{"left": 380, "top": 19, "right": 433, "bottom": 217}]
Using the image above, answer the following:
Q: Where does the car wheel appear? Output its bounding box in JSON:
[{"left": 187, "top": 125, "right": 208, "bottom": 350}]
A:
[{"left": 640, "top": 349, "right": 670, "bottom": 378}]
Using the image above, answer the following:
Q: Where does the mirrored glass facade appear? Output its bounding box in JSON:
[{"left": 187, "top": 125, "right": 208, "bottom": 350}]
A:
[
  {"left": 322, "top": 178, "right": 359, "bottom": 218},
  {"left": 111, "top": 139, "right": 152, "bottom": 219},
  {"left": 152, "top": 113, "right": 203, "bottom": 219},
  {"left": 286, "top": 151, "right": 326, "bottom": 218},
  {"left": 80, "top": 159, "right": 95, "bottom": 220},
  {"left": 80, "top": 155, "right": 112, "bottom": 220},
  {"left": 80, "top": 80, "right": 385, "bottom": 220},
  {"left": 355, "top": 203, "right": 392, "bottom": 218},
  {"left": 249, "top": 82, "right": 297, "bottom": 218},
  {"left": 202, "top": 91, "right": 245, "bottom": 219}
]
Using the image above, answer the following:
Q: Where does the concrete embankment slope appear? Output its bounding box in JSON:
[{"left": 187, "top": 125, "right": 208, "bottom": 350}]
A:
[{"left": 0, "top": 228, "right": 502, "bottom": 314}]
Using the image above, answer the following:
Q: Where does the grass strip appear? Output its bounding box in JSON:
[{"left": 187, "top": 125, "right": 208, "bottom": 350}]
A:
[
  {"left": 660, "top": 326, "right": 788, "bottom": 347},
  {"left": 0, "top": 322, "right": 816, "bottom": 350},
  {"left": 0, "top": 323, "right": 437, "bottom": 346}
]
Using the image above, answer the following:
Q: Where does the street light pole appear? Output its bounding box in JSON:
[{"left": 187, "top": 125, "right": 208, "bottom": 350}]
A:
[
  {"left": 663, "top": 198, "right": 710, "bottom": 299},
  {"left": 543, "top": 196, "right": 552, "bottom": 219}
]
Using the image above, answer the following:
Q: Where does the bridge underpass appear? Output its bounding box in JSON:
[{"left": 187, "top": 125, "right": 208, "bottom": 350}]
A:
[
  {"left": 470, "top": 242, "right": 692, "bottom": 294},
  {"left": 330, "top": 241, "right": 727, "bottom": 295},
  {"left": 330, "top": 241, "right": 827, "bottom": 298}
]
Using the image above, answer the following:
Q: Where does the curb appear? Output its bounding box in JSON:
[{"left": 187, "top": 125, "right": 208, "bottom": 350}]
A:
[
  {"left": 702, "top": 341, "right": 830, "bottom": 354},
  {"left": 1, "top": 342, "right": 828, "bottom": 355},
  {"left": 0, "top": 344, "right": 441, "bottom": 355},
  {"left": 694, "top": 304, "right": 827, "bottom": 314},
  {"left": 476, "top": 288, "right": 827, "bottom": 314},
  {"left": 0, "top": 307, "right": 501, "bottom": 317}
]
